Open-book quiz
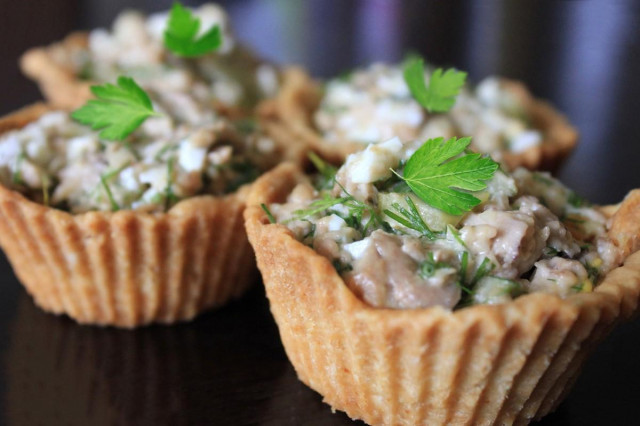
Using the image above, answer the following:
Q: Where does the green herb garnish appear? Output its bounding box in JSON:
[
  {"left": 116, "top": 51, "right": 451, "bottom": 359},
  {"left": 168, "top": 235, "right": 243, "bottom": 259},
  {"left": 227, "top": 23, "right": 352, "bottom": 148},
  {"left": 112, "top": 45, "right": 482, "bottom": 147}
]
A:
[
  {"left": 154, "top": 144, "right": 179, "bottom": 162},
  {"left": 403, "top": 56, "right": 466, "bottom": 113},
  {"left": 308, "top": 152, "right": 337, "bottom": 190},
  {"left": 419, "top": 253, "right": 450, "bottom": 278},
  {"left": 164, "top": 2, "right": 222, "bottom": 57},
  {"left": 302, "top": 221, "right": 316, "bottom": 240},
  {"left": 11, "top": 152, "right": 25, "bottom": 185},
  {"left": 471, "top": 257, "right": 495, "bottom": 285},
  {"left": 571, "top": 283, "right": 584, "bottom": 292},
  {"left": 261, "top": 203, "right": 276, "bottom": 224},
  {"left": 375, "top": 171, "right": 411, "bottom": 193},
  {"left": 585, "top": 262, "right": 600, "bottom": 282},
  {"left": 543, "top": 246, "right": 560, "bottom": 257},
  {"left": 447, "top": 224, "right": 467, "bottom": 249},
  {"left": 383, "top": 196, "right": 440, "bottom": 240},
  {"left": 395, "top": 136, "right": 499, "bottom": 215},
  {"left": 99, "top": 162, "right": 132, "bottom": 211},
  {"left": 293, "top": 193, "right": 349, "bottom": 219},
  {"left": 100, "top": 175, "right": 120, "bottom": 211},
  {"left": 71, "top": 76, "right": 159, "bottom": 141},
  {"left": 164, "top": 157, "right": 179, "bottom": 210},
  {"left": 293, "top": 181, "right": 386, "bottom": 234},
  {"left": 332, "top": 259, "right": 353, "bottom": 274},
  {"left": 459, "top": 251, "right": 469, "bottom": 284},
  {"left": 562, "top": 215, "right": 586, "bottom": 225},
  {"left": 568, "top": 191, "right": 590, "bottom": 208}
]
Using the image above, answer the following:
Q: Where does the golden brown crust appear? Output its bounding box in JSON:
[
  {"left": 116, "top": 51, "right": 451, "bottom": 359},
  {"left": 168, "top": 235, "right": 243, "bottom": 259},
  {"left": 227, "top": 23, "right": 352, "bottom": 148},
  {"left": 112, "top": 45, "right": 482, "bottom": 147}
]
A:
[
  {"left": 245, "top": 164, "right": 640, "bottom": 425},
  {"left": 20, "top": 32, "right": 93, "bottom": 110},
  {"left": 499, "top": 80, "right": 578, "bottom": 172},
  {"left": 0, "top": 105, "right": 257, "bottom": 327},
  {"left": 608, "top": 190, "right": 640, "bottom": 257},
  {"left": 257, "top": 67, "right": 579, "bottom": 172}
]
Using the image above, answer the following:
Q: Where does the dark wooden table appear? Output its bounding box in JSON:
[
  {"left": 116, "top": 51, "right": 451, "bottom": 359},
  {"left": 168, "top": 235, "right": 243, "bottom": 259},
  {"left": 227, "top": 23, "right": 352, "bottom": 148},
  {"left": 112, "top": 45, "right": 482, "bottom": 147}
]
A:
[{"left": 1, "top": 1, "right": 640, "bottom": 425}]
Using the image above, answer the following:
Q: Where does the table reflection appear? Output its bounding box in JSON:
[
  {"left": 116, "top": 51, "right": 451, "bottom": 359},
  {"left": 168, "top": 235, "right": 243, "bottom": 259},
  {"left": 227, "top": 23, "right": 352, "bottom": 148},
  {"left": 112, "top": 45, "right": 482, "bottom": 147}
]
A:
[{"left": 5, "top": 289, "right": 357, "bottom": 425}]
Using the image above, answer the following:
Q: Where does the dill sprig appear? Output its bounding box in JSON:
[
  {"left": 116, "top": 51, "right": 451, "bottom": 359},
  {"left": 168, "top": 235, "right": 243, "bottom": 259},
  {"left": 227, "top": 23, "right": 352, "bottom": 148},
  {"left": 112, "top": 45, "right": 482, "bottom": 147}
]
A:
[
  {"left": 471, "top": 257, "right": 495, "bottom": 285},
  {"left": 458, "top": 251, "right": 472, "bottom": 294},
  {"left": 447, "top": 224, "right": 467, "bottom": 248},
  {"left": 383, "top": 196, "right": 441, "bottom": 240},
  {"left": 567, "top": 190, "right": 590, "bottom": 208},
  {"left": 100, "top": 176, "right": 120, "bottom": 211},
  {"left": 11, "top": 152, "right": 25, "bottom": 185},
  {"left": 418, "top": 253, "right": 450, "bottom": 279},
  {"left": 261, "top": 203, "right": 276, "bottom": 224},
  {"left": 164, "top": 157, "right": 179, "bottom": 210},
  {"left": 99, "top": 161, "right": 131, "bottom": 211},
  {"left": 293, "top": 180, "right": 387, "bottom": 234},
  {"left": 308, "top": 152, "right": 337, "bottom": 190},
  {"left": 154, "top": 143, "right": 178, "bottom": 162}
]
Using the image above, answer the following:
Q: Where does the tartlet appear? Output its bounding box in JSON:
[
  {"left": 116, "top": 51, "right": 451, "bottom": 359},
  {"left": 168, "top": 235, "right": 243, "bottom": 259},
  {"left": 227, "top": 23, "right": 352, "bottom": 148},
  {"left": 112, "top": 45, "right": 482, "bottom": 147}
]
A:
[
  {"left": 245, "top": 159, "right": 640, "bottom": 425},
  {"left": 0, "top": 103, "right": 278, "bottom": 327},
  {"left": 20, "top": 4, "right": 279, "bottom": 113},
  {"left": 258, "top": 66, "right": 578, "bottom": 171}
]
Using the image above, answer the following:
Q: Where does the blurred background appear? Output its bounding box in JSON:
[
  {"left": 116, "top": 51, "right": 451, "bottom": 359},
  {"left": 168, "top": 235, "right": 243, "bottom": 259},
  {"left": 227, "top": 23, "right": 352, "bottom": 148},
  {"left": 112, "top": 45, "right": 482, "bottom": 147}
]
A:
[
  {"left": 1, "top": 2, "right": 640, "bottom": 425},
  {"left": 1, "top": 0, "right": 640, "bottom": 203}
]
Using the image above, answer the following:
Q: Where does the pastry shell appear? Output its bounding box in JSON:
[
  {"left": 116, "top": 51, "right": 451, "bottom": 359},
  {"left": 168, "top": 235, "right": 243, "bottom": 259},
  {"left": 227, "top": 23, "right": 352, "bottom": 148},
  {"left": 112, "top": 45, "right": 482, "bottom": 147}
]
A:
[
  {"left": 20, "top": 32, "right": 271, "bottom": 120},
  {"left": 0, "top": 104, "right": 257, "bottom": 327},
  {"left": 245, "top": 163, "right": 640, "bottom": 425},
  {"left": 20, "top": 32, "right": 93, "bottom": 110},
  {"left": 257, "top": 67, "right": 579, "bottom": 171}
]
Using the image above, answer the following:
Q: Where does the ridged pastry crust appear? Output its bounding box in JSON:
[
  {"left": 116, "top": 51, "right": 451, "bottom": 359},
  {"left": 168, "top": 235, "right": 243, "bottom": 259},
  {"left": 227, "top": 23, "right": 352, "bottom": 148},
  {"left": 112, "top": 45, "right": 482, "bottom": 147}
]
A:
[
  {"left": 257, "top": 67, "right": 579, "bottom": 172},
  {"left": 0, "top": 104, "right": 257, "bottom": 327},
  {"left": 245, "top": 163, "right": 640, "bottom": 426}
]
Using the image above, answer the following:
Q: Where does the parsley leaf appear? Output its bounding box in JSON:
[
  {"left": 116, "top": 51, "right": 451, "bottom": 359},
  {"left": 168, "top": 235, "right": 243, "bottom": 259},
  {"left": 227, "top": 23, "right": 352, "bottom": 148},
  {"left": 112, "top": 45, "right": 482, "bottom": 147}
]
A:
[
  {"left": 403, "top": 56, "right": 467, "bottom": 113},
  {"left": 164, "top": 2, "right": 222, "bottom": 57},
  {"left": 71, "top": 76, "right": 159, "bottom": 141},
  {"left": 397, "top": 137, "right": 499, "bottom": 215}
]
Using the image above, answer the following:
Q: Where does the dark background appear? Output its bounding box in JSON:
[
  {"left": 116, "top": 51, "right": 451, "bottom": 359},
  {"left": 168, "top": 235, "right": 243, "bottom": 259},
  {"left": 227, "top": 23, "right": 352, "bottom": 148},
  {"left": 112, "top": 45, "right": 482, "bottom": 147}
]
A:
[{"left": 1, "top": 1, "right": 640, "bottom": 425}]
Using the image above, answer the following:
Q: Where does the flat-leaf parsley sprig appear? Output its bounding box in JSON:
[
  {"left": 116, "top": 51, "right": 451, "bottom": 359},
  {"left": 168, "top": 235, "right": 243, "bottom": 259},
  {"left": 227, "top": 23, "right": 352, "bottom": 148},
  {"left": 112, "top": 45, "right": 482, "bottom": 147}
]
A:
[
  {"left": 403, "top": 56, "right": 467, "bottom": 113},
  {"left": 164, "top": 2, "right": 223, "bottom": 57},
  {"left": 394, "top": 136, "right": 499, "bottom": 215},
  {"left": 72, "top": 76, "right": 160, "bottom": 141}
]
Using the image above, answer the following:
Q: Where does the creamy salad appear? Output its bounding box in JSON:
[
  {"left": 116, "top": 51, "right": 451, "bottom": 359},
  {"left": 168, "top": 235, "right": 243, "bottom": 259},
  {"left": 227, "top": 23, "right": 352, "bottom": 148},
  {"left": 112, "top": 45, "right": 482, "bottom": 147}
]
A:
[
  {"left": 0, "top": 96, "right": 277, "bottom": 213},
  {"left": 315, "top": 63, "right": 542, "bottom": 162},
  {"left": 55, "top": 4, "right": 279, "bottom": 109},
  {"left": 269, "top": 138, "right": 622, "bottom": 309}
]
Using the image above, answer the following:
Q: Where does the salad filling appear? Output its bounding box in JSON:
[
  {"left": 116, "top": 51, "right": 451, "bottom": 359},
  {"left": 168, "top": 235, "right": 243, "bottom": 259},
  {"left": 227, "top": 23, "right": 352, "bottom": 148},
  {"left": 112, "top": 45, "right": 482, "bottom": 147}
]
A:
[
  {"left": 53, "top": 4, "right": 279, "bottom": 110},
  {"left": 0, "top": 99, "right": 277, "bottom": 213},
  {"left": 268, "top": 137, "right": 622, "bottom": 309},
  {"left": 315, "top": 63, "right": 542, "bottom": 162}
]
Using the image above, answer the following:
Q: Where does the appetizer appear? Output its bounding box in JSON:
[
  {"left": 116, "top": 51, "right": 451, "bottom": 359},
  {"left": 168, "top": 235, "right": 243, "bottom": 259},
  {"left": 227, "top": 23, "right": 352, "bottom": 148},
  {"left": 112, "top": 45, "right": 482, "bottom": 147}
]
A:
[
  {"left": 245, "top": 135, "right": 640, "bottom": 425},
  {"left": 20, "top": 3, "right": 279, "bottom": 113},
  {"left": 0, "top": 76, "right": 281, "bottom": 327},
  {"left": 259, "top": 58, "right": 577, "bottom": 170}
]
